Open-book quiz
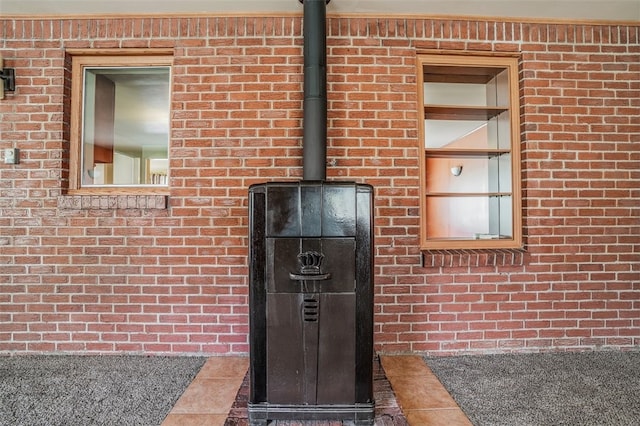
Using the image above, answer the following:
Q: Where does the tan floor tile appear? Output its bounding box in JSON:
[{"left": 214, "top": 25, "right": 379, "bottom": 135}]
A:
[
  {"left": 195, "top": 356, "right": 249, "bottom": 379},
  {"left": 170, "top": 378, "right": 241, "bottom": 414},
  {"left": 160, "top": 414, "right": 197, "bottom": 426},
  {"left": 161, "top": 413, "right": 228, "bottom": 426},
  {"left": 405, "top": 408, "right": 473, "bottom": 426},
  {"left": 380, "top": 355, "right": 433, "bottom": 378},
  {"left": 391, "top": 374, "right": 458, "bottom": 410}
]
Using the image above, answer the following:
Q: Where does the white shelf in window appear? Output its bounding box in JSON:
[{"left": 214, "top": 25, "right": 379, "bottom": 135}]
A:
[
  {"left": 424, "top": 105, "right": 508, "bottom": 120},
  {"left": 424, "top": 148, "right": 510, "bottom": 158}
]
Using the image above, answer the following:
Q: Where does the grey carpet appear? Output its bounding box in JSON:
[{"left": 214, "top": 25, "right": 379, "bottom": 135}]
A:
[
  {"left": 425, "top": 351, "right": 640, "bottom": 426},
  {"left": 0, "top": 355, "right": 206, "bottom": 426}
]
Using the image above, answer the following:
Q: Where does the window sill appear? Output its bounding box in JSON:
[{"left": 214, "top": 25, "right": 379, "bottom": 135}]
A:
[
  {"left": 422, "top": 248, "right": 527, "bottom": 267},
  {"left": 58, "top": 194, "right": 168, "bottom": 210}
]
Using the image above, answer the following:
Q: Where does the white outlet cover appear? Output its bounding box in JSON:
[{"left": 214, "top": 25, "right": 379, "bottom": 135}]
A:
[{"left": 4, "top": 148, "right": 18, "bottom": 164}]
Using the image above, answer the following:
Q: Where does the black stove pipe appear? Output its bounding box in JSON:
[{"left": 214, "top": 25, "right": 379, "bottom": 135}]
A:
[{"left": 300, "top": 0, "right": 330, "bottom": 181}]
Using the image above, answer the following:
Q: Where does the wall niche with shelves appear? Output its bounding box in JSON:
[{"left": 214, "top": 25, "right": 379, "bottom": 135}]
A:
[{"left": 417, "top": 52, "right": 522, "bottom": 250}]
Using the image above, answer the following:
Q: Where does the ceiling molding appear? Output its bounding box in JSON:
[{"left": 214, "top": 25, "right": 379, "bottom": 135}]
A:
[{"left": 1, "top": 0, "right": 639, "bottom": 23}]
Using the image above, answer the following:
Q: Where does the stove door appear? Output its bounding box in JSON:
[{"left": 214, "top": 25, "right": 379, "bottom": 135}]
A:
[
  {"left": 266, "top": 291, "right": 356, "bottom": 405},
  {"left": 265, "top": 236, "right": 357, "bottom": 404}
]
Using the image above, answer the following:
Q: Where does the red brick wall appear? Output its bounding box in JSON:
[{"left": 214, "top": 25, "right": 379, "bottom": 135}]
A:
[{"left": 0, "top": 16, "right": 638, "bottom": 355}]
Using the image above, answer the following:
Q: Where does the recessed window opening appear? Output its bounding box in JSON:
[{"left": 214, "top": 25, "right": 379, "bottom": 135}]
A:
[
  {"left": 417, "top": 52, "right": 522, "bottom": 250},
  {"left": 68, "top": 51, "right": 173, "bottom": 194}
]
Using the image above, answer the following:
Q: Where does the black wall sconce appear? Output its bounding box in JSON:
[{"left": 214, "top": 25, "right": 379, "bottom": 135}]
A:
[{"left": 0, "top": 54, "right": 16, "bottom": 100}]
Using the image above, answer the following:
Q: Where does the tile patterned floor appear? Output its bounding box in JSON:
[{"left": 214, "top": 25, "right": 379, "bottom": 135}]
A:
[
  {"left": 380, "top": 355, "right": 472, "bottom": 426},
  {"left": 161, "top": 355, "right": 470, "bottom": 426},
  {"left": 162, "top": 357, "right": 249, "bottom": 426}
]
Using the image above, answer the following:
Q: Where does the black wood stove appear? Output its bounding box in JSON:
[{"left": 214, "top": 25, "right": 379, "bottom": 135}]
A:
[
  {"left": 248, "top": 181, "right": 374, "bottom": 424},
  {"left": 247, "top": 0, "right": 375, "bottom": 424}
]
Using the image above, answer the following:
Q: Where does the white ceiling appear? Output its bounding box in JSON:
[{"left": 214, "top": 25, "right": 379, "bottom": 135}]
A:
[{"left": 1, "top": 0, "right": 639, "bottom": 22}]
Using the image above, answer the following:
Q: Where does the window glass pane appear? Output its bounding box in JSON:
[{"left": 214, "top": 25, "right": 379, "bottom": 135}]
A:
[
  {"left": 425, "top": 195, "right": 513, "bottom": 240},
  {"left": 425, "top": 155, "right": 512, "bottom": 195},
  {"left": 495, "top": 111, "right": 511, "bottom": 150},
  {"left": 81, "top": 67, "right": 170, "bottom": 186},
  {"left": 495, "top": 153, "right": 512, "bottom": 193},
  {"left": 425, "top": 120, "right": 488, "bottom": 149},
  {"left": 426, "top": 196, "right": 490, "bottom": 239},
  {"left": 424, "top": 82, "right": 488, "bottom": 106}
]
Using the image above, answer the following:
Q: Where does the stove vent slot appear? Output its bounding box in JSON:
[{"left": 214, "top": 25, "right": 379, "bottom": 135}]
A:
[{"left": 303, "top": 297, "right": 319, "bottom": 322}]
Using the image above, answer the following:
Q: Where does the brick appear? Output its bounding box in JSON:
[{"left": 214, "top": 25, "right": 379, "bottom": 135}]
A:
[{"left": 0, "top": 15, "right": 637, "bottom": 356}]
